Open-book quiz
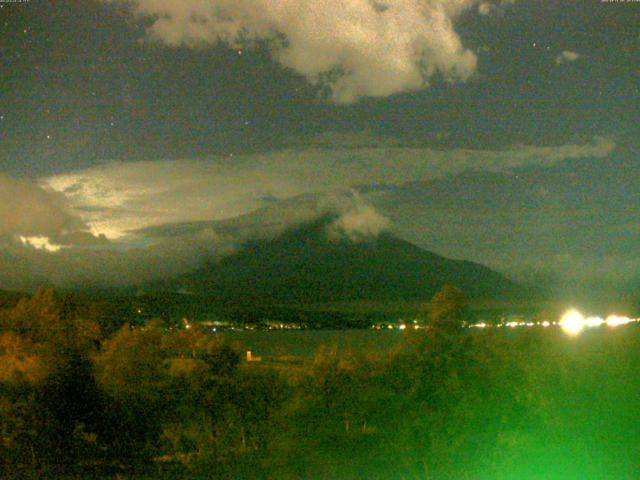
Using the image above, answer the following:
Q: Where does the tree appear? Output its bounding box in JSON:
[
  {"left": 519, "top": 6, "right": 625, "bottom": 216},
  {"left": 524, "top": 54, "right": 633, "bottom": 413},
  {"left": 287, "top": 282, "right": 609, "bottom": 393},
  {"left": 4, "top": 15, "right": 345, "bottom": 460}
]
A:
[
  {"left": 3, "top": 288, "right": 101, "bottom": 350},
  {"left": 428, "top": 284, "right": 466, "bottom": 333},
  {"left": 0, "top": 332, "right": 48, "bottom": 384},
  {"left": 92, "top": 322, "right": 172, "bottom": 468}
]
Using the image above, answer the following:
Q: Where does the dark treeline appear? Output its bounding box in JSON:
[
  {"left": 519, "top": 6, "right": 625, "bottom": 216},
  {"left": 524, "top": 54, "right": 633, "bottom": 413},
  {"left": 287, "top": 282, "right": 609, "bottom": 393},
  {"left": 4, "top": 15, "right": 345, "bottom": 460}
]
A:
[
  {"left": 1, "top": 287, "right": 639, "bottom": 479},
  {"left": 49, "top": 291, "right": 411, "bottom": 332}
]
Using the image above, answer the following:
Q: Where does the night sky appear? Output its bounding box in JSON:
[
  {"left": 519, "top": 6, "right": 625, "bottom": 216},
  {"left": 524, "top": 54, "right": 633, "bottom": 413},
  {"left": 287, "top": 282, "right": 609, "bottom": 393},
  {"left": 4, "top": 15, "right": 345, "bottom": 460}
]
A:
[{"left": 0, "top": 0, "right": 639, "bottom": 290}]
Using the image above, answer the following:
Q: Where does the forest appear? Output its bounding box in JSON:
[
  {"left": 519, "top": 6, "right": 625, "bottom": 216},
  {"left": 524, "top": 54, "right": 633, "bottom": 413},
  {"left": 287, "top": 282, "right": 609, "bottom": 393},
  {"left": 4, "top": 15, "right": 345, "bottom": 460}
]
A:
[{"left": 1, "top": 288, "right": 639, "bottom": 479}]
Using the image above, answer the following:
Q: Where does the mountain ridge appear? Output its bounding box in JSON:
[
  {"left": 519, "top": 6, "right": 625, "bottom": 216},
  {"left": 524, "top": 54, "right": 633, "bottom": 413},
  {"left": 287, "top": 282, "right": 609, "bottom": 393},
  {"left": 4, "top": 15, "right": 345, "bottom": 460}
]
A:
[{"left": 164, "top": 216, "right": 523, "bottom": 304}]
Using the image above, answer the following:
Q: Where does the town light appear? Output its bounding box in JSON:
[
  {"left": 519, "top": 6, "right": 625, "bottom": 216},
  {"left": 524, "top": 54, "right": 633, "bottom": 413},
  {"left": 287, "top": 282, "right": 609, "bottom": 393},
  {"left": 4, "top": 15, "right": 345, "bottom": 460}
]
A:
[{"left": 559, "top": 309, "right": 585, "bottom": 335}]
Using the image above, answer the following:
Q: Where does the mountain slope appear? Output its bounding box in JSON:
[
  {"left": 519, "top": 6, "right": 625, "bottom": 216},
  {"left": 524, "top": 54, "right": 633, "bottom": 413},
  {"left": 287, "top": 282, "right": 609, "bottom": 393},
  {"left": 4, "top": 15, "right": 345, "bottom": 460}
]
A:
[{"left": 171, "top": 217, "right": 521, "bottom": 303}]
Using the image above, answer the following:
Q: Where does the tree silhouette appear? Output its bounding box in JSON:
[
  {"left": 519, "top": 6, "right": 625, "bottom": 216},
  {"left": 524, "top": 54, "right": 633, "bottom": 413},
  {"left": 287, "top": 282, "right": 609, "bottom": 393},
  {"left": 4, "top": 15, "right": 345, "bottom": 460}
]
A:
[{"left": 428, "top": 284, "right": 466, "bottom": 333}]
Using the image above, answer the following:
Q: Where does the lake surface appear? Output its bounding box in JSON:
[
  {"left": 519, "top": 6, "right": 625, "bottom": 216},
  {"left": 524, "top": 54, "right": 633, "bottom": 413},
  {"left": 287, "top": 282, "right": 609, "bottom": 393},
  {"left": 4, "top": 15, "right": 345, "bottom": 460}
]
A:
[
  {"left": 221, "top": 321, "right": 640, "bottom": 358},
  {"left": 221, "top": 329, "right": 406, "bottom": 357}
]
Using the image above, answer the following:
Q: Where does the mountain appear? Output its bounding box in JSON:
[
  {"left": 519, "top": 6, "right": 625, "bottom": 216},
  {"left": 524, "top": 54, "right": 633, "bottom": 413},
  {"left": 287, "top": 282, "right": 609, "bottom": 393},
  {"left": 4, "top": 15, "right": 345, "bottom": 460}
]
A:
[{"left": 166, "top": 216, "right": 522, "bottom": 304}]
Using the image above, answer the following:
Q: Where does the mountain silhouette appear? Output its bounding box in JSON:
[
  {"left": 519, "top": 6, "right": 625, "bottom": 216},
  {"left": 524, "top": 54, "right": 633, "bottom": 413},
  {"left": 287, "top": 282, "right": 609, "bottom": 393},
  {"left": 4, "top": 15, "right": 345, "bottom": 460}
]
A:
[{"left": 171, "top": 216, "right": 521, "bottom": 304}]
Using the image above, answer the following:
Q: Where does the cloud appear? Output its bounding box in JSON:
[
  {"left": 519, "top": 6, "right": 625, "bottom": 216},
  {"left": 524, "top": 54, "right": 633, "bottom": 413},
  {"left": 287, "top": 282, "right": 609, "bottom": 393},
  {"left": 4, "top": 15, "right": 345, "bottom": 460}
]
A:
[
  {"left": 0, "top": 174, "right": 99, "bottom": 248},
  {"left": 0, "top": 135, "right": 617, "bottom": 290},
  {"left": 0, "top": 192, "right": 382, "bottom": 290},
  {"left": 327, "top": 204, "right": 390, "bottom": 242},
  {"left": 478, "top": 0, "right": 514, "bottom": 15},
  {"left": 42, "top": 135, "right": 615, "bottom": 240},
  {"left": 108, "top": 0, "right": 511, "bottom": 103},
  {"left": 368, "top": 159, "right": 640, "bottom": 284},
  {"left": 555, "top": 50, "right": 581, "bottom": 65},
  {"left": 134, "top": 190, "right": 367, "bottom": 242},
  {"left": 18, "top": 236, "right": 64, "bottom": 253}
]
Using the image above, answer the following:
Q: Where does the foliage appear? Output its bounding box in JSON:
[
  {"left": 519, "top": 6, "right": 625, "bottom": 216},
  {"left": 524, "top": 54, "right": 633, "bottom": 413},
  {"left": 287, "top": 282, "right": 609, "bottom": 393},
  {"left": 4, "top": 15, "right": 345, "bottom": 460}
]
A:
[
  {"left": 1, "top": 289, "right": 639, "bottom": 478},
  {"left": 428, "top": 284, "right": 467, "bottom": 332}
]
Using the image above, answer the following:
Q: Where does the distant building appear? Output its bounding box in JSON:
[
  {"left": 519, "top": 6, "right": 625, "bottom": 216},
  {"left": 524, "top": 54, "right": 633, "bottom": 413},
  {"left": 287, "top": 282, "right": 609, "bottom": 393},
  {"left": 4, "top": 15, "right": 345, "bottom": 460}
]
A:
[{"left": 246, "top": 350, "right": 262, "bottom": 362}]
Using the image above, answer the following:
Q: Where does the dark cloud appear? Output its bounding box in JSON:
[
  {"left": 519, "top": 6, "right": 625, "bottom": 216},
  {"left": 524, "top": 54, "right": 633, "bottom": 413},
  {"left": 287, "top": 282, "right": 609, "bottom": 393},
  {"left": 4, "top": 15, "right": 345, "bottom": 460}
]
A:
[
  {"left": 0, "top": 192, "right": 386, "bottom": 289},
  {"left": 0, "top": 0, "right": 638, "bottom": 289},
  {"left": 0, "top": 174, "right": 101, "bottom": 247}
]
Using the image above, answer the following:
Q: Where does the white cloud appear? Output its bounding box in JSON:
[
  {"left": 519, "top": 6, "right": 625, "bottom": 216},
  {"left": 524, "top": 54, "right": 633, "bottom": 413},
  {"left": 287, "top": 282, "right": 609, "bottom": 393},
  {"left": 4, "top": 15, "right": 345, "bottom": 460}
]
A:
[
  {"left": 19, "top": 236, "right": 64, "bottom": 253},
  {"left": 327, "top": 204, "right": 390, "bottom": 242},
  {"left": 42, "top": 136, "right": 615, "bottom": 240},
  {"left": 0, "top": 135, "right": 617, "bottom": 290},
  {"left": 108, "top": 0, "right": 508, "bottom": 103},
  {"left": 555, "top": 50, "right": 581, "bottom": 65}
]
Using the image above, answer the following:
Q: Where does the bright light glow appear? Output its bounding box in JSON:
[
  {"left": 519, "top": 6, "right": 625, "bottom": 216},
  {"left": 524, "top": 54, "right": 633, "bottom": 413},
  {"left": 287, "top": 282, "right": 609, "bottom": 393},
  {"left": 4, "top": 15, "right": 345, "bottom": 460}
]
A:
[
  {"left": 558, "top": 309, "right": 639, "bottom": 334},
  {"left": 18, "top": 235, "right": 64, "bottom": 252},
  {"left": 464, "top": 311, "right": 638, "bottom": 333},
  {"left": 606, "top": 315, "right": 633, "bottom": 327},
  {"left": 584, "top": 316, "right": 605, "bottom": 328},
  {"left": 559, "top": 309, "right": 585, "bottom": 335},
  {"left": 399, "top": 324, "right": 406, "bottom": 331}
]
